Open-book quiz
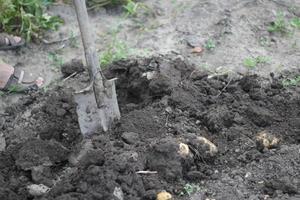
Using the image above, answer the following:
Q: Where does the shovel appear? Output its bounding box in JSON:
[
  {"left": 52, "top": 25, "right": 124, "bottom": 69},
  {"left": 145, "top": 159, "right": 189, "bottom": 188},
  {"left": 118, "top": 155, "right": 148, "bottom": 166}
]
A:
[{"left": 73, "top": 0, "right": 120, "bottom": 136}]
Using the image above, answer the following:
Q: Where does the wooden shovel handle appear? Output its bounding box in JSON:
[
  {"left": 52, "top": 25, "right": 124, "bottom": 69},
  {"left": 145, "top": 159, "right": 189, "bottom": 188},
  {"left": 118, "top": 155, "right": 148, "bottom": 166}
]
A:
[{"left": 73, "top": 0, "right": 104, "bottom": 86}]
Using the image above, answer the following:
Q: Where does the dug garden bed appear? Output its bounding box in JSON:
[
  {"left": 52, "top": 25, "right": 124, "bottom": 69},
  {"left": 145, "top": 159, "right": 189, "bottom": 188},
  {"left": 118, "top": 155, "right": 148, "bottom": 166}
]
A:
[{"left": 0, "top": 55, "right": 299, "bottom": 200}]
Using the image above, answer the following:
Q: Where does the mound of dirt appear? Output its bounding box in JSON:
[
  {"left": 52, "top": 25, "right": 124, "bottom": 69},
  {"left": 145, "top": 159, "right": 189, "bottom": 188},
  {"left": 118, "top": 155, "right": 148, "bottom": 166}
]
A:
[{"left": 0, "top": 55, "right": 300, "bottom": 200}]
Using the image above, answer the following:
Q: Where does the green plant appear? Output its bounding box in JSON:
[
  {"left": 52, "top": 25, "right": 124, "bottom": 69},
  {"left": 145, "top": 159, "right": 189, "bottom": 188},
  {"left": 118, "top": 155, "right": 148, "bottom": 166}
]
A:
[
  {"left": 69, "top": 31, "right": 79, "bottom": 48},
  {"left": 243, "top": 56, "right": 270, "bottom": 69},
  {"left": 282, "top": 76, "right": 300, "bottom": 87},
  {"left": 0, "top": 0, "right": 63, "bottom": 41},
  {"left": 0, "top": 91, "right": 5, "bottom": 96},
  {"left": 179, "top": 183, "right": 200, "bottom": 196},
  {"left": 48, "top": 52, "right": 64, "bottom": 69},
  {"left": 290, "top": 17, "right": 300, "bottom": 29},
  {"left": 123, "top": 0, "right": 139, "bottom": 16},
  {"left": 268, "top": 12, "right": 287, "bottom": 33},
  {"left": 7, "top": 84, "right": 23, "bottom": 93},
  {"left": 100, "top": 38, "right": 129, "bottom": 67},
  {"left": 205, "top": 39, "right": 216, "bottom": 50},
  {"left": 100, "top": 26, "right": 150, "bottom": 68}
]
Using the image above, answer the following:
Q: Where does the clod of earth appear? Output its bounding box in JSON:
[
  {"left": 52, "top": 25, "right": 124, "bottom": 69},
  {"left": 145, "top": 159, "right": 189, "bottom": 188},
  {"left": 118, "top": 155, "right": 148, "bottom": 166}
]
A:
[
  {"left": 61, "top": 59, "right": 85, "bottom": 77},
  {"left": 15, "top": 139, "right": 70, "bottom": 170}
]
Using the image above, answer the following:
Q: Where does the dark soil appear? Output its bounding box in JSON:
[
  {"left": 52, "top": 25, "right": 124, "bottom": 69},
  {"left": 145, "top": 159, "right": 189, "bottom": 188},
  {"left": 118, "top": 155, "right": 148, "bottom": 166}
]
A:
[{"left": 0, "top": 55, "right": 300, "bottom": 200}]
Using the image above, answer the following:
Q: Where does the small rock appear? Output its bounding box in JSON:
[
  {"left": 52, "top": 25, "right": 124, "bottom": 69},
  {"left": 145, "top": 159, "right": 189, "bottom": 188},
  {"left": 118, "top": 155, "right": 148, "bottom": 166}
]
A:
[
  {"left": 185, "top": 35, "right": 202, "bottom": 47},
  {"left": 121, "top": 132, "right": 139, "bottom": 144}
]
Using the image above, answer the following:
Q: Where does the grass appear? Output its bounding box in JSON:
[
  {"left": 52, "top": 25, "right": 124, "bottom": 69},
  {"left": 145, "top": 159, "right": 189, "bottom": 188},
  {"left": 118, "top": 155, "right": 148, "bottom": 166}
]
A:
[
  {"left": 205, "top": 39, "right": 216, "bottom": 51},
  {"left": 268, "top": 12, "right": 300, "bottom": 35},
  {"left": 243, "top": 56, "right": 270, "bottom": 69},
  {"left": 0, "top": 0, "right": 63, "bottom": 41},
  {"left": 179, "top": 183, "right": 200, "bottom": 196},
  {"left": 123, "top": 0, "right": 139, "bottom": 16},
  {"left": 7, "top": 84, "right": 24, "bottom": 93},
  {"left": 48, "top": 52, "right": 64, "bottom": 70},
  {"left": 282, "top": 76, "right": 300, "bottom": 87},
  {"left": 99, "top": 28, "right": 150, "bottom": 68},
  {"left": 268, "top": 12, "right": 287, "bottom": 34},
  {"left": 290, "top": 17, "right": 300, "bottom": 29},
  {"left": 69, "top": 31, "right": 79, "bottom": 48},
  {"left": 100, "top": 39, "right": 129, "bottom": 67}
]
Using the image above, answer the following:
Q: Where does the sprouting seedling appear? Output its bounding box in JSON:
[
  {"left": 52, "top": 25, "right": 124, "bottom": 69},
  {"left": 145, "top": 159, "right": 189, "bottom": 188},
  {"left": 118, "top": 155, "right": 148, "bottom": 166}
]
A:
[
  {"left": 282, "top": 75, "right": 300, "bottom": 87},
  {"left": 205, "top": 39, "right": 216, "bottom": 50},
  {"left": 123, "top": 0, "right": 139, "bottom": 16},
  {"left": 69, "top": 31, "right": 79, "bottom": 48},
  {"left": 179, "top": 183, "right": 201, "bottom": 196},
  {"left": 48, "top": 52, "right": 64, "bottom": 69},
  {"left": 268, "top": 12, "right": 288, "bottom": 34},
  {"left": 7, "top": 84, "right": 24, "bottom": 93},
  {"left": 243, "top": 56, "right": 271, "bottom": 69},
  {"left": 290, "top": 17, "right": 300, "bottom": 29}
]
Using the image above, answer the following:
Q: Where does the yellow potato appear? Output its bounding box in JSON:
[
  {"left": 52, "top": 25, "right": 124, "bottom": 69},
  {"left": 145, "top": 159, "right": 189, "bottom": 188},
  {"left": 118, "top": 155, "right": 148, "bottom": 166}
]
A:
[
  {"left": 256, "top": 131, "right": 280, "bottom": 149},
  {"left": 157, "top": 191, "right": 172, "bottom": 200},
  {"left": 178, "top": 142, "right": 190, "bottom": 158}
]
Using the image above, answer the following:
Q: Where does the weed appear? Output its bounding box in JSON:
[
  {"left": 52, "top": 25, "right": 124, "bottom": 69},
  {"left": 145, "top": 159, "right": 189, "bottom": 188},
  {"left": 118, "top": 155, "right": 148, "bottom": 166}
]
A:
[
  {"left": 205, "top": 39, "right": 216, "bottom": 50},
  {"left": 48, "top": 52, "right": 64, "bottom": 69},
  {"left": 0, "top": 91, "right": 5, "bottom": 96},
  {"left": 100, "top": 39, "right": 129, "bottom": 68},
  {"left": 290, "top": 17, "right": 300, "bottom": 29},
  {"left": 179, "top": 183, "right": 200, "bottom": 196},
  {"left": 0, "top": 0, "right": 63, "bottom": 41},
  {"left": 7, "top": 84, "right": 23, "bottom": 93},
  {"left": 123, "top": 0, "right": 139, "bottom": 16},
  {"left": 99, "top": 30, "right": 150, "bottom": 68},
  {"left": 282, "top": 76, "right": 300, "bottom": 87},
  {"left": 268, "top": 12, "right": 288, "bottom": 34},
  {"left": 69, "top": 31, "right": 79, "bottom": 48},
  {"left": 243, "top": 56, "right": 270, "bottom": 69}
]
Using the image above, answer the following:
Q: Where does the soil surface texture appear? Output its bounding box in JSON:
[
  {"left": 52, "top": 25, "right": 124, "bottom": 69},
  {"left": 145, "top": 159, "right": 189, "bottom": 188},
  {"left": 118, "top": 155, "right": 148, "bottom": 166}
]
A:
[{"left": 0, "top": 55, "right": 300, "bottom": 200}]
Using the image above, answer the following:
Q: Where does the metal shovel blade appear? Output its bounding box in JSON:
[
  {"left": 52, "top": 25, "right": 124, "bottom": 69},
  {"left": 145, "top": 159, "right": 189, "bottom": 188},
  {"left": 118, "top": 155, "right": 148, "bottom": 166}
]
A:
[
  {"left": 74, "top": 90, "right": 103, "bottom": 136},
  {"left": 74, "top": 79, "right": 120, "bottom": 136}
]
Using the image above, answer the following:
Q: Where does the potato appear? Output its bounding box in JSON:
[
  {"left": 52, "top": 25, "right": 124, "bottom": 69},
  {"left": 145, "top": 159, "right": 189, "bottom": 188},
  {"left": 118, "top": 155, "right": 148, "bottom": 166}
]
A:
[
  {"left": 157, "top": 191, "right": 172, "bottom": 200},
  {"left": 256, "top": 131, "right": 280, "bottom": 150},
  {"left": 178, "top": 142, "right": 191, "bottom": 158},
  {"left": 196, "top": 136, "right": 218, "bottom": 157}
]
